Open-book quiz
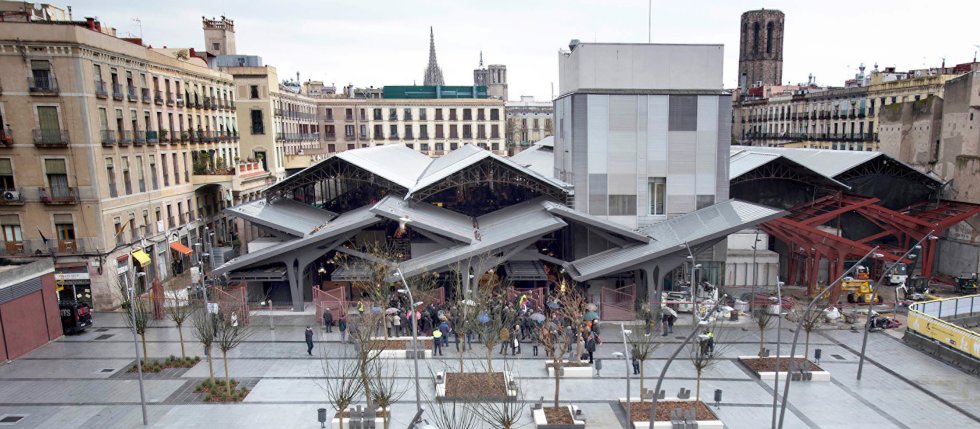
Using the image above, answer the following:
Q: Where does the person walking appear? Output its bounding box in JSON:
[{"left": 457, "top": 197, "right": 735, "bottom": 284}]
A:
[
  {"left": 499, "top": 325, "right": 510, "bottom": 355},
  {"left": 584, "top": 331, "right": 597, "bottom": 364},
  {"left": 338, "top": 315, "right": 348, "bottom": 344},
  {"left": 511, "top": 324, "right": 521, "bottom": 355},
  {"left": 631, "top": 354, "right": 641, "bottom": 375},
  {"left": 305, "top": 326, "right": 315, "bottom": 356},
  {"left": 323, "top": 309, "right": 333, "bottom": 333},
  {"left": 438, "top": 320, "right": 451, "bottom": 347},
  {"left": 432, "top": 327, "right": 444, "bottom": 356},
  {"left": 392, "top": 312, "right": 402, "bottom": 336}
]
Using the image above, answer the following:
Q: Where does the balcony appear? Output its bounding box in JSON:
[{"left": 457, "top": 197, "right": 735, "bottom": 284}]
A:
[
  {"left": 0, "top": 127, "right": 12, "bottom": 147},
  {"left": 0, "top": 188, "right": 25, "bottom": 205},
  {"left": 159, "top": 130, "right": 170, "bottom": 144},
  {"left": 175, "top": 97, "right": 184, "bottom": 107},
  {"left": 420, "top": 133, "right": 430, "bottom": 140},
  {"left": 57, "top": 239, "right": 80, "bottom": 253},
  {"left": 154, "top": 90, "right": 163, "bottom": 105},
  {"left": 179, "top": 131, "right": 190, "bottom": 144},
  {"left": 33, "top": 129, "right": 69, "bottom": 147},
  {"left": 388, "top": 134, "right": 400, "bottom": 140},
  {"left": 127, "top": 85, "right": 138, "bottom": 101},
  {"left": 345, "top": 115, "right": 354, "bottom": 122},
  {"left": 146, "top": 130, "right": 158, "bottom": 144},
  {"left": 28, "top": 76, "right": 58, "bottom": 95},
  {"left": 360, "top": 132, "right": 370, "bottom": 140},
  {"left": 166, "top": 95, "right": 175, "bottom": 106},
  {"left": 95, "top": 80, "right": 108, "bottom": 98},
  {"left": 141, "top": 88, "right": 151, "bottom": 103},
  {"left": 325, "top": 133, "right": 336, "bottom": 141},
  {"left": 39, "top": 187, "right": 78, "bottom": 204},
  {"left": 100, "top": 129, "right": 116, "bottom": 147},
  {"left": 118, "top": 130, "right": 133, "bottom": 146},
  {"left": 134, "top": 130, "right": 146, "bottom": 145},
  {"left": 2, "top": 240, "right": 30, "bottom": 256},
  {"left": 112, "top": 83, "right": 124, "bottom": 100},
  {"left": 203, "top": 97, "right": 214, "bottom": 110}
]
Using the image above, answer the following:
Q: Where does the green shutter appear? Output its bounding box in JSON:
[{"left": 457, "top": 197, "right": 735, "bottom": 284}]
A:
[
  {"left": 44, "top": 159, "right": 66, "bottom": 174},
  {"left": 0, "top": 159, "right": 11, "bottom": 175},
  {"left": 37, "top": 106, "right": 59, "bottom": 130}
]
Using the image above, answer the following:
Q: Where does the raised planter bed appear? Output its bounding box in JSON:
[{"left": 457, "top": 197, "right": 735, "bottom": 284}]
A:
[
  {"left": 435, "top": 371, "right": 517, "bottom": 401},
  {"left": 619, "top": 398, "right": 722, "bottom": 429},
  {"left": 738, "top": 356, "right": 830, "bottom": 382},
  {"left": 533, "top": 405, "right": 586, "bottom": 428},
  {"left": 331, "top": 408, "right": 388, "bottom": 429},
  {"left": 545, "top": 360, "right": 594, "bottom": 378},
  {"left": 369, "top": 336, "right": 433, "bottom": 359}
]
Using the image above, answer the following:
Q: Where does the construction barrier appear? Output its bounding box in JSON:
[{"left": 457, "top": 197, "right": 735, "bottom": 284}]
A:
[{"left": 907, "top": 295, "right": 980, "bottom": 359}]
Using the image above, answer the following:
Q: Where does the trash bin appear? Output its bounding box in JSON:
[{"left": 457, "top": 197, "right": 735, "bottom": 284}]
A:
[{"left": 730, "top": 309, "right": 739, "bottom": 321}]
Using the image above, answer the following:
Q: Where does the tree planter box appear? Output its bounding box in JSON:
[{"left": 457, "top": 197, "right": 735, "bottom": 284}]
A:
[
  {"left": 435, "top": 371, "right": 517, "bottom": 401},
  {"left": 331, "top": 408, "right": 387, "bottom": 429},
  {"left": 533, "top": 405, "right": 586, "bottom": 429},
  {"left": 619, "top": 398, "right": 723, "bottom": 429},
  {"left": 545, "top": 361, "right": 594, "bottom": 378},
  {"left": 737, "top": 356, "right": 830, "bottom": 382},
  {"left": 369, "top": 336, "right": 434, "bottom": 359}
]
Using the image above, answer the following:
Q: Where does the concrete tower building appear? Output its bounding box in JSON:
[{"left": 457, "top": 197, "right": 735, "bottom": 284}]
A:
[
  {"left": 737, "top": 9, "right": 784, "bottom": 89},
  {"left": 203, "top": 16, "right": 236, "bottom": 56},
  {"left": 423, "top": 27, "right": 445, "bottom": 86}
]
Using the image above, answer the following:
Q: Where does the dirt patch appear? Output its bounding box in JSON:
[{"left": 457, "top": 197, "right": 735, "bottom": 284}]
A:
[
  {"left": 543, "top": 406, "right": 574, "bottom": 424},
  {"left": 444, "top": 372, "right": 507, "bottom": 399},
  {"left": 546, "top": 361, "right": 591, "bottom": 368},
  {"left": 620, "top": 400, "right": 718, "bottom": 422},
  {"left": 739, "top": 357, "right": 823, "bottom": 374},
  {"left": 334, "top": 410, "right": 390, "bottom": 419},
  {"left": 368, "top": 339, "right": 433, "bottom": 350}
]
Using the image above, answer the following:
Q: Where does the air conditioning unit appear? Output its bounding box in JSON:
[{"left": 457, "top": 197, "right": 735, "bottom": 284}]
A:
[{"left": 2, "top": 190, "right": 20, "bottom": 201}]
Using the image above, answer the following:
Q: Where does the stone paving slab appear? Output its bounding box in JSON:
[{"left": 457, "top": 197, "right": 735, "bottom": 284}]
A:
[
  {"left": 0, "top": 359, "right": 133, "bottom": 379},
  {"left": 0, "top": 380, "right": 184, "bottom": 404}
]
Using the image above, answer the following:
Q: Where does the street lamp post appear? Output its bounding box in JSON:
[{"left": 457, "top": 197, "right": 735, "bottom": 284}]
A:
[
  {"left": 650, "top": 295, "right": 728, "bottom": 425},
  {"left": 751, "top": 229, "right": 762, "bottom": 312},
  {"left": 621, "top": 324, "right": 632, "bottom": 426},
  {"left": 856, "top": 232, "right": 936, "bottom": 380},
  {"left": 770, "top": 278, "right": 784, "bottom": 429},
  {"left": 129, "top": 271, "right": 149, "bottom": 426},
  {"left": 395, "top": 268, "right": 422, "bottom": 417},
  {"left": 680, "top": 243, "right": 700, "bottom": 323},
  {"left": 776, "top": 247, "right": 881, "bottom": 428}
]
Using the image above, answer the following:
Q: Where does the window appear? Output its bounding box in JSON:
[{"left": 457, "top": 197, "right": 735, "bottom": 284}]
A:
[
  {"left": 344, "top": 108, "right": 353, "bottom": 121},
  {"left": 435, "top": 109, "right": 443, "bottom": 120},
  {"left": 136, "top": 155, "right": 146, "bottom": 191},
  {"left": 149, "top": 155, "right": 159, "bottom": 190},
  {"left": 177, "top": 202, "right": 184, "bottom": 224},
  {"left": 450, "top": 125, "right": 458, "bottom": 139},
  {"left": 463, "top": 124, "right": 472, "bottom": 138},
  {"left": 766, "top": 22, "right": 774, "bottom": 55},
  {"left": 373, "top": 108, "right": 383, "bottom": 120},
  {"left": 183, "top": 152, "right": 189, "bottom": 183},
  {"left": 668, "top": 95, "right": 698, "bottom": 131},
  {"left": 491, "top": 124, "right": 500, "bottom": 138},
  {"left": 161, "top": 153, "right": 170, "bottom": 186},
  {"left": 250, "top": 109, "right": 264, "bottom": 134},
  {"left": 449, "top": 109, "right": 458, "bottom": 121},
  {"left": 172, "top": 154, "right": 180, "bottom": 185},
  {"left": 404, "top": 124, "right": 413, "bottom": 139},
  {"left": 389, "top": 108, "right": 398, "bottom": 121},
  {"left": 106, "top": 158, "right": 117, "bottom": 197},
  {"left": 490, "top": 109, "right": 500, "bottom": 120},
  {"left": 0, "top": 159, "right": 13, "bottom": 190},
  {"left": 36, "top": 106, "right": 61, "bottom": 142},
  {"left": 30, "top": 60, "right": 54, "bottom": 90},
  {"left": 696, "top": 194, "right": 714, "bottom": 210},
  {"left": 45, "top": 159, "right": 69, "bottom": 199},
  {"left": 478, "top": 124, "right": 486, "bottom": 139},
  {"left": 403, "top": 108, "right": 413, "bottom": 121},
  {"left": 435, "top": 124, "right": 444, "bottom": 139},
  {"left": 324, "top": 108, "right": 333, "bottom": 121},
  {"left": 345, "top": 125, "right": 355, "bottom": 136},
  {"left": 478, "top": 109, "right": 486, "bottom": 121},
  {"left": 420, "top": 124, "right": 429, "bottom": 139},
  {"left": 1, "top": 215, "right": 22, "bottom": 243},
  {"left": 608, "top": 195, "right": 637, "bottom": 216},
  {"left": 450, "top": 142, "right": 458, "bottom": 150},
  {"left": 389, "top": 124, "right": 398, "bottom": 138},
  {"left": 114, "top": 218, "right": 124, "bottom": 245},
  {"left": 121, "top": 156, "right": 132, "bottom": 195},
  {"left": 648, "top": 178, "right": 666, "bottom": 215},
  {"left": 249, "top": 85, "right": 259, "bottom": 99},
  {"left": 373, "top": 124, "right": 383, "bottom": 139},
  {"left": 54, "top": 214, "right": 75, "bottom": 242},
  {"left": 419, "top": 108, "right": 427, "bottom": 121}
]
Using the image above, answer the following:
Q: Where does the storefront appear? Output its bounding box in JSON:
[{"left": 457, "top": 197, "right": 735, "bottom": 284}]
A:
[{"left": 54, "top": 263, "right": 92, "bottom": 306}]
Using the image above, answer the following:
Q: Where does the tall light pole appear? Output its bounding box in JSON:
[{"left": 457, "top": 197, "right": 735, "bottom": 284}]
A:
[
  {"left": 777, "top": 247, "right": 881, "bottom": 428},
  {"left": 856, "top": 232, "right": 936, "bottom": 380},
  {"left": 680, "top": 243, "right": 700, "bottom": 323},
  {"left": 650, "top": 295, "right": 728, "bottom": 425},
  {"left": 770, "top": 278, "right": 784, "bottom": 429},
  {"left": 395, "top": 268, "right": 422, "bottom": 417},
  {"left": 621, "top": 324, "right": 632, "bottom": 426},
  {"left": 751, "top": 229, "right": 762, "bottom": 312},
  {"left": 129, "top": 271, "right": 149, "bottom": 426}
]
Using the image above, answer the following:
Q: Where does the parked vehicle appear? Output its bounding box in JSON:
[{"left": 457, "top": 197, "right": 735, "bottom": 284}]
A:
[
  {"left": 60, "top": 301, "right": 92, "bottom": 335},
  {"left": 954, "top": 273, "right": 978, "bottom": 295}
]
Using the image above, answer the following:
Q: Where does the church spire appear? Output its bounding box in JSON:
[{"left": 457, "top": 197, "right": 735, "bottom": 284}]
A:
[{"left": 423, "top": 26, "right": 445, "bottom": 86}]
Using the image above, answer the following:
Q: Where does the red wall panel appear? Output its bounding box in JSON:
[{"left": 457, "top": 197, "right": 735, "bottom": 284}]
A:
[
  {"left": 41, "top": 274, "right": 63, "bottom": 341},
  {"left": 0, "top": 312, "right": 7, "bottom": 361},
  {"left": 0, "top": 292, "right": 48, "bottom": 360}
]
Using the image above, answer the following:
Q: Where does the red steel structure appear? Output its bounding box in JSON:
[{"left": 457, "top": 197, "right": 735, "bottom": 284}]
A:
[{"left": 760, "top": 192, "right": 980, "bottom": 301}]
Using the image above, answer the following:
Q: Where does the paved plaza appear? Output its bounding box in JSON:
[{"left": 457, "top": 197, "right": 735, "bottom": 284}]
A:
[{"left": 0, "top": 310, "right": 976, "bottom": 429}]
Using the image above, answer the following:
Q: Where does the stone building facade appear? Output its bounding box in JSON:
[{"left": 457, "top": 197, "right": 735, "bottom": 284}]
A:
[
  {"left": 505, "top": 96, "right": 553, "bottom": 154},
  {"left": 738, "top": 9, "right": 784, "bottom": 88}
]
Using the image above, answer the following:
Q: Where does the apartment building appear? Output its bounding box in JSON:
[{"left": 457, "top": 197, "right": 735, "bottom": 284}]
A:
[
  {"left": 317, "top": 97, "right": 507, "bottom": 157},
  {"left": 0, "top": 9, "right": 270, "bottom": 309},
  {"left": 505, "top": 95, "right": 553, "bottom": 154},
  {"left": 734, "top": 64, "right": 966, "bottom": 151}
]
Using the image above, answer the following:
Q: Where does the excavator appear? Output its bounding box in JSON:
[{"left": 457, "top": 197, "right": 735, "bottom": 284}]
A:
[{"left": 840, "top": 266, "right": 883, "bottom": 304}]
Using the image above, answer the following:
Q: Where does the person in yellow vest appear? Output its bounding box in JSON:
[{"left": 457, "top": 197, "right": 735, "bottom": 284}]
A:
[
  {"left": 432, "top": 326, "right": 444, "bottom": 356},
  {"left": 357, "top": 300, "right": 365, "bottom": 314}
]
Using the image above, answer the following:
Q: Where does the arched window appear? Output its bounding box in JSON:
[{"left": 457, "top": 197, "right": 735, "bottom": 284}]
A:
[
  {"left": 766, "top": 22, "right": 774, "bottom": 55},
  {"left": 752, "top": 22, "right": 760, "bottom": 54}
]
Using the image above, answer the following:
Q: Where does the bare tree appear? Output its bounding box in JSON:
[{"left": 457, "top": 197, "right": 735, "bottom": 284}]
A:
[
  {"left": 541, "top": 280, "right": 588, "bottom": 409},
  {"left": 626, "top": 325, "right": 663, "bottom": 395},
  {"left": 448, "top": 261, "right": 480, "bottom": 373},
  {"left": 687, "top": 321, "right": 728, "bottom": 406},
  {"left": 118, "top": 279, "right": 152, "bottom": 366},
  {"left": 191, "top": 307, "right": 219, "bottom": 383},
  {"left": 346, "top": 309, "right": 387, "bottom": 411},
  {"left": 164, "top": 291, "right": 194, "bottom": 358},
  {"left": 473, "top": 288, "right": 515, "bottom": 373},
  {"left": 795, "top": 297, "right": 827, "bottom": 359},
  {"left": 368, "top": 362, "right": 407, "bottom": 429},
  {"left": 471, "top": 362, "right": 528, "bottom": 429},
  {"left": 318, "top": 350, "right": 363, "bottom": 429},
  {"left": 423, "top": 392, "right": 481, "bottom": 429},
  {"left": 332, "top": 241, "right": 400, "bottom": 339},
  {"left": 214, "top": 311, "right": 251, "bottom": 395}
]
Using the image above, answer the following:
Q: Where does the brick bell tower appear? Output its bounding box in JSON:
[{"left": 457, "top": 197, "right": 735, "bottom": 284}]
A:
[{"left": 738, "top": 9, "right": 784, "bottom": 89}]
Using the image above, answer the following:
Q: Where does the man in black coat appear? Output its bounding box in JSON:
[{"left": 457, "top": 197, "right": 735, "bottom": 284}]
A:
[
  {"left": 323, "top": 310, "right": 333, "bottom": 332},
  {"left": 305, "top": 326, "right": 314, "bottom": 356}
]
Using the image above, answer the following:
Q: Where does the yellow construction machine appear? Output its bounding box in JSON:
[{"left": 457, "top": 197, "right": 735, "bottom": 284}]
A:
[{"left": 841, "top": 266, "right": 883, "bottom": 304}]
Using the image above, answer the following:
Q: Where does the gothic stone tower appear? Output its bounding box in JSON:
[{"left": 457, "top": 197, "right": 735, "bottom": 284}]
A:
[{"left": 738, "top": 9, "right": 784, "bottom": 89}]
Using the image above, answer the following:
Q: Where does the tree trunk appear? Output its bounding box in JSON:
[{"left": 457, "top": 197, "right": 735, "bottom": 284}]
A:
[
  {"left": 695, "top": 370, "right": 702, "bottom": 403},
  {"left": 639, "top": 362, "right": 645, "bottom": 395},
  {"left": 177, "top": 324, "right": 186, "bottom": 358},
  {"left": 554, "top": 359, "right": 561, "bottom": 408},
  {"left": 804, "top": 330, "right": 811, "bottom": 359},
  {"left": 359, "top": 357, "right": 374, "bottom": 410},
  {"left": 759, "top": 328, "right": 765, "bottom": 357},
  {"left": 338, "top": 412, "right": 344, "bottom": 429},
  {"left": 223, "top": 350, "right": 232, "bottom": 396},
  {"left": 487, "top": 345, "right": 494, "bottom": 373},
  {"left": 206, "top": 346, "right": 215, "bottom": 383},
  {"left": 141, "top": 334, "right": 148, "bottom": 365}
]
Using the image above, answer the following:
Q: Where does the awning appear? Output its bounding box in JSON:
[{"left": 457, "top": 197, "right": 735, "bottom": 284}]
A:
[
  {"left": 131, "top": 250, "right": 152, "bottom": 267},
  {"left": 170, "top": 242, "right": 193, "bottom": 256}
]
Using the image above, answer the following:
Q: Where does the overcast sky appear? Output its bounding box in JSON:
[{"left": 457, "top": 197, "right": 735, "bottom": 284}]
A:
[{"left": 69, "top": 0, "right": 980, "bottom": 101}]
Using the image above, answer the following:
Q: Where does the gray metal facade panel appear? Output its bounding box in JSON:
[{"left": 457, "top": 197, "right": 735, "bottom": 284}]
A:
[
  {"left": 588, "top": 174, "right": 608, "bottom": 215},
  {"left": 572, "top": 94, "right": 589, "bottom": 211},
  {"left": 370, "top": 196, "right": 474, "bottom": 244},
  {"left": 716, "top": 95, "right": 733, "bottom": 201},
  {"left": 225, "top": 199, "right": 336, "bottom": 237},
  {"left": 0, "top": 277, "right": 42, "bottom": 304},
  {"left": 542, "top": 201, "right": 650, "bottom": 243}
]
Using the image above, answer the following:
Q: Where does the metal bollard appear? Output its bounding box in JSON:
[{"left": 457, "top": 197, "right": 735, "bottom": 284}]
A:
[
  {"left": 317, "top": 408, "right": 327, "bottom": 428},
  {"left": 714, "top": 389, "right": 722, "bottom": 408},
  {"left": 814, "top": 348, "right": 822, "bottom": 365},
  {"left": 595, "top": 359, "right": 602, "bottom": 377}
]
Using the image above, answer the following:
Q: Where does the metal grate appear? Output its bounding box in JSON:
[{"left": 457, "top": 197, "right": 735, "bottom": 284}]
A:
[
  {"left": 95, "top": 328, "right": 109, "bottom": 332},
  {"left": 831, "top": 354, "right": 846, "bottom": 360},
  {"left": 101, "top": 369, "right": 115, "bottom": 373},
  {"left": 94, "top": 334, "right": 114, "bottom": 340}
]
